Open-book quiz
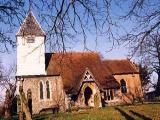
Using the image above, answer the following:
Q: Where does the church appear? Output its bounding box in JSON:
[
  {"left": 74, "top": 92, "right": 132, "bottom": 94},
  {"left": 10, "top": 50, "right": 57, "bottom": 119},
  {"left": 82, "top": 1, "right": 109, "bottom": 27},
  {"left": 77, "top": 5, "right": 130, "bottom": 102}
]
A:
[{"left": 16, "top": 11, "right": 143, "bottom": 114}]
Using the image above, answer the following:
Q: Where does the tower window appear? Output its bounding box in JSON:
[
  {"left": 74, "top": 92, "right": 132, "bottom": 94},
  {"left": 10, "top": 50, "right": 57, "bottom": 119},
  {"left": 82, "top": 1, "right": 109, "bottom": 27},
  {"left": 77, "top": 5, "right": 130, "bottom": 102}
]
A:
[
  {"left": 40, "top": 82, "right": 43, "bottom": 99},
  {"left": 27, "top": 38, "right": 35, "bottom": 43},
  {"left": 120, "top": 79, "right": 127, "bottom": 93},
  {"left": 46, "top": 81, "right": 50, "bottom": 99}
]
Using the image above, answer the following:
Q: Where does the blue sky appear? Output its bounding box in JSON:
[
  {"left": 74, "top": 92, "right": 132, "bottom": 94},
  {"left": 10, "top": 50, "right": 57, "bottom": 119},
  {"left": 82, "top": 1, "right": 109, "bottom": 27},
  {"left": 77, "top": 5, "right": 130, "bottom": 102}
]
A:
[
  {"left": 1, "top": 37, "right": 129, "bottom": 69},
  {"left": 1, "top": 0, "right": 139, "bottom": 67},
  {"left": 1, "top": 0, "right": 159, "bottom": 67}
]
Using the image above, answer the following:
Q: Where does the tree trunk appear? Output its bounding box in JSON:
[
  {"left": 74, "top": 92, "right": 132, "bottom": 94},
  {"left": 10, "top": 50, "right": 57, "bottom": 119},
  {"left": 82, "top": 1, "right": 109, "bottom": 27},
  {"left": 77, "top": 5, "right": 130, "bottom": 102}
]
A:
[{"left": 19, "top": 86, "right": 32, "bottom": 120}]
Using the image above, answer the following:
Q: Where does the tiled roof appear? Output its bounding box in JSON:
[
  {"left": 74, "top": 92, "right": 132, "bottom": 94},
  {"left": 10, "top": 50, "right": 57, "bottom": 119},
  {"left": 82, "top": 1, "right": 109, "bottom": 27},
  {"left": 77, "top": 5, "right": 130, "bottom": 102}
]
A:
[
  {"left": 103, "top": 59, "right": 139, "bottom": 75},
  {"left": 16, "top": 11, "right": 45, "bottom": 36},
  {"left": 45, "top": 52, "right": 120, "bottom": 94}
]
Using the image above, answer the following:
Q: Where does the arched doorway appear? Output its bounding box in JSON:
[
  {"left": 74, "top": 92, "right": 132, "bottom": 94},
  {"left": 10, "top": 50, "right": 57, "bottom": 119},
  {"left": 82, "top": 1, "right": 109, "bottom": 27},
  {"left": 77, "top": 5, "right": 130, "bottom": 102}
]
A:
[{"left": 84, "top": 86, "right": 93, "bottom": 106}]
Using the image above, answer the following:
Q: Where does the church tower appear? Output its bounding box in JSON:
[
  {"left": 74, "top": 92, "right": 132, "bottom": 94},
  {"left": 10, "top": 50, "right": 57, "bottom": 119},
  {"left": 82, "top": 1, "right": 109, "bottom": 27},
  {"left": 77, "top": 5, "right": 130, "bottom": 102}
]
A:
[{"left": 16, "top": 10, "right": 46, "bottom": 76}]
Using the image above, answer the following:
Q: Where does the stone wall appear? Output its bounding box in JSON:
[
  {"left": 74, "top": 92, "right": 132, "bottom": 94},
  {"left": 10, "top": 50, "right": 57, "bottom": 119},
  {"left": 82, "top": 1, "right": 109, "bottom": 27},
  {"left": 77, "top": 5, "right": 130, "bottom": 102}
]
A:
[
  {"left": 22, "top": 75, "right": 67, "bottom": 114},
  {"left": 114, "top": 74, "right": 143, "bottom": 104},
  {"left": 76, "top": 82, "right": 102, "bottom": 108},
  {"left": 18, "top": 73, "right": 143, "bottom": 114}
]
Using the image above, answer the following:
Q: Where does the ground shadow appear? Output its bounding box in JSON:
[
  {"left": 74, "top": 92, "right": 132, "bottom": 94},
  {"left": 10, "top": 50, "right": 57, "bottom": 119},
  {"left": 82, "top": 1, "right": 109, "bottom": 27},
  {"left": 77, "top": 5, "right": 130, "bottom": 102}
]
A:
[
  {"left": 129, "top": 110, "right": 152, "bottom": 120},
  {"left": 145, "top": 102, "right": 160, "bottom": 104},
  {"left": 115, "top": 107, "right": 135, "bottom": 120}
]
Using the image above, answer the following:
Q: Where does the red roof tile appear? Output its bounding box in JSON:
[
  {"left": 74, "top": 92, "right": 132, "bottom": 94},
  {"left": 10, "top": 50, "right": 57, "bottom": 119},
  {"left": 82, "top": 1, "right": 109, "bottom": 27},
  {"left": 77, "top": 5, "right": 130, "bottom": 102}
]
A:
[
  {"left": 103, "top": 59, "right": 139, "bottom": 75},
  {"left": 46, "top": 52, "right": 120, "bottom": 93}
]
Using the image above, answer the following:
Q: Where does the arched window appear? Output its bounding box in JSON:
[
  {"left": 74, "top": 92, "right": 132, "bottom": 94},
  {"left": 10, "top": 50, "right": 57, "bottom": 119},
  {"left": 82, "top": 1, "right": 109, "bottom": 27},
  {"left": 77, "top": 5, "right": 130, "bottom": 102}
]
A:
[
  {"left": 120, "top": 79, "right": 127, "bottom": 93},
  {"left": 40, "top": 82, "right": 43, "bottom": 99},
  {"left": 46, "top": 81, "right": 50, "bottom": 99}
]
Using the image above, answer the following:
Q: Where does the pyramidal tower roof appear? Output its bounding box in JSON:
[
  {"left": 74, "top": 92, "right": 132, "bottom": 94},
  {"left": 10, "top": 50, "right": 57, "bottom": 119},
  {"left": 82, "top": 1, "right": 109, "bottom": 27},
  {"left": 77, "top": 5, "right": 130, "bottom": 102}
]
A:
[{"left": 16, "top": 10, "right": 45, "bottom": 36}]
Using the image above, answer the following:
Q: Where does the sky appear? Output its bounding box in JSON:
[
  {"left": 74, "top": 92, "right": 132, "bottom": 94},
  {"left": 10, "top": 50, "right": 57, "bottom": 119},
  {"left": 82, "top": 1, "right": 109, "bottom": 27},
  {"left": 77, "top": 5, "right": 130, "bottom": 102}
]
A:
[
  {"left": 1, "top": 0, "right": 159, "bottom": 66},
  {"left": 1, "top": 0, "right": 133, "bottom": 68},
  {"left": 1, "top": 37, "right": 129, "bottom": 69},
  {"left": 2, "top": 0, "right": 158, "bottom": 71}
]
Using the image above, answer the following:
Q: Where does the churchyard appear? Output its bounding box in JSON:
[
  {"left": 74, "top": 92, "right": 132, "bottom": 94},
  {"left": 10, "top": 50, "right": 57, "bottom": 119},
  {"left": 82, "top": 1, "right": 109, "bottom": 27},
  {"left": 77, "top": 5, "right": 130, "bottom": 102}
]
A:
[{"left": 25, "top": 103, "right": 160, "bottom": 120}]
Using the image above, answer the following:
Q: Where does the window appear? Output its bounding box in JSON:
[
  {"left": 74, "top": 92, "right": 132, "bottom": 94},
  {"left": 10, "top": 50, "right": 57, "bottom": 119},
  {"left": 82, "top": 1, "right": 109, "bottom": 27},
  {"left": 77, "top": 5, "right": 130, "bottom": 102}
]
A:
[
  {"left": 40, "top": 82, "right": 43, "bottom": 99},
  {"left": 120, "top": 79, "right": 127, "bottom": 93},
  {"left": 46, "top": 81, "right": 50, "bottom": 99},
  {"left": 110, "top": 90, "right": 114, "bottom": 100},
  {"left": 27, "top": 38, "right": 35, "bottom": 43},
  {"left": 105, "top": 89, "right": 114, "bottom": 101},
  {"left": 107, "top": 90, "right": 110, "bottom": 100}
]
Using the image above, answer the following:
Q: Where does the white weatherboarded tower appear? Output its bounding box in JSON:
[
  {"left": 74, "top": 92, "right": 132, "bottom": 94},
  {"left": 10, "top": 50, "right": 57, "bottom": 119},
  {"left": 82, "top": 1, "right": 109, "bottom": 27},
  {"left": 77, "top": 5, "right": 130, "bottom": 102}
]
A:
[{"left": 16, "top": 10, "right": 46, "bottom": 76}]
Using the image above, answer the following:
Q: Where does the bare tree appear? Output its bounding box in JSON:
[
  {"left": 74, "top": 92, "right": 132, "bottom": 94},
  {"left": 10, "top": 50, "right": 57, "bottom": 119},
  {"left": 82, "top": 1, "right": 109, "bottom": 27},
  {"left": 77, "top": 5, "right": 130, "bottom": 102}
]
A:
[
  {"left": 0, "top": 0, "right": 25, "bottom": 52},
  {"left": 0, "top": 62, "right": 16, "bottom": 99},
  {"left": 139, "top": 64, "right": 153, "bottom": 92},
  {"left": 0, "top": 0, "right": 118, "bottom": 52},
  {"left": 117, "top": 0, "right": 160, "bottom": 55},
  {"left": 22, "top": 0, "right": 160, "bottom": 53},
  {"left": 113, "top": 0, "right": 160, "bottom": 95},
  {"left": 26, "top": 0, "right": 118, "bottom": 52},
  {"left": 135, "top": 34, "right": 160, "bottom": 96},
  {"left": 0, "top": 0, "right": 159, "bottom": 53},
  {"left": 0, "top": 61, "right": 17, "bottom": 117}
]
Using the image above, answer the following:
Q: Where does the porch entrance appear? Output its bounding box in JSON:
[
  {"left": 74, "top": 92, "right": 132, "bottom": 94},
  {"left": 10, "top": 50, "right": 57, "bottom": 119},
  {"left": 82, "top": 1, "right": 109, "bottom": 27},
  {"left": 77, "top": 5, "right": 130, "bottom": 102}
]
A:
[{"left": 84, "top": 86, "right": 93, "bottom": 106}]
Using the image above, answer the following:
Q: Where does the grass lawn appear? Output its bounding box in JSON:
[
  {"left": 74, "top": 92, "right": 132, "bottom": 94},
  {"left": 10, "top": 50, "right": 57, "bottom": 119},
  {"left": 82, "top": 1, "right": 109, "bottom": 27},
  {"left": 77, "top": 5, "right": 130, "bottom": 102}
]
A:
[
  {"left": 32, "top": 103, "right": 160, "bottom": 120},
  {"left": 1, "top": 103, "right": 160, "bottom": 120},
  {"left": 121, "top": 103, "right": 160, "bottom": 120},
  {"left": 33, "top": 107, "right": 125, "bottom": 120}
]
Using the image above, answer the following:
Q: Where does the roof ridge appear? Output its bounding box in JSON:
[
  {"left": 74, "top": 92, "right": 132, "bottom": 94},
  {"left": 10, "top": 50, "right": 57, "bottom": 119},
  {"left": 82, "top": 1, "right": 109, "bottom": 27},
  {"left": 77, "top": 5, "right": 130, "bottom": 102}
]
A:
[
  {"left": 103, "top": 59, "right": 128, "bottom": 61},
  {"left": 52, "top": 51, "right": 99, "bottom": 54}
]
